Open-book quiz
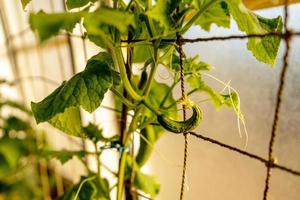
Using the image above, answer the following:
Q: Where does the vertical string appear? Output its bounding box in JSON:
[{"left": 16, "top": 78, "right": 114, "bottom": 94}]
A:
[
  {"left": 262, "top": 0, "right": 291, "bottom": 199},
  {"left": 177, "top": 33, "right": 189, "bottom": 200}
]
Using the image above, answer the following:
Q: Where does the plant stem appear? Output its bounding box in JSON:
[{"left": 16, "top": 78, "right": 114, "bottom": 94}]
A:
[
  {"left": 142, "top": 99, "right": 162, "bottom": 115},
  {"left": 143, "top": 47, "right": 158, "bottom": 96},
  {"left": 94, "top": 143, "right": 101, "bottom": 177},
  {"left": 117, "top": 151, "right": 127, "bottom": 200},
  {"left": 110, "top": 87, "right": 136, "bottom": 108},
  {"left": 112, "top": 48, "right": 143, "bottom": 101}
]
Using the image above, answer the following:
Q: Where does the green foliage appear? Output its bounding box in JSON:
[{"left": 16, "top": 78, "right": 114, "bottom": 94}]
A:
[
  {"left": 66, "top": 0, "right": 97, "bottom": 10},
  {"left": 30, "top": 11, "right": 83, "bottom": 41},
  {"left": 22, "top": 0, "right": 284, "bottom": 199},
  {"left": 41, "top": 150, "right": 86, "bottom": 164},
  {"left": 31, "top": 52, "right": 119, "bottom": 136},
  {"left": 225, "top": 0, "right": 282, "bottom": 65},
  {"left": 59, "top": 175, "right": 110, "bottom": 200},
  {"left": 126, "top": 157, "right": 160, "bottom": 198},
  {"left": 147, "top": 0, "right": 181, "bottom": 32},
  {"left": 0, "top": 86, "right": 44, "bottom": 199},
  {"left": 193, "top": 0, "right": 230, "bottom": 31}
]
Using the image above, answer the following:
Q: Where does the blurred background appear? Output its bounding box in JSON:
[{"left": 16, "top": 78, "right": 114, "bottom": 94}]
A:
[{"left": 0, "top": 0, "right": 299, "bottom": 199}]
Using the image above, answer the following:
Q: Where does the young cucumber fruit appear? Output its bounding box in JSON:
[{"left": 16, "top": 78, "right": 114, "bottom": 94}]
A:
[{"left": 157, "top": 104, "right": 202, "bottom": 133}]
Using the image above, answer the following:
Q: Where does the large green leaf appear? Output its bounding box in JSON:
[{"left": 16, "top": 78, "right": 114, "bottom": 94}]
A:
[
  {"left": 193, "top": 0, "right": 230, "bottom": 31},
  {"left": 147, "top": 0, "right": 181, "bottom": 31},
  {"left": 85, "top": 8, "right": 136, "bottom": 34},
  {"left": 225, "top": 0, "right": 282, "bottom": 65},
  {"left": 30, "top": 11, "right": 83, "bottom": 41},
  {"left": 192, "top": 0, "right": 282, "bottom": 65},
  {"left": 31, "top": 52, "right": 118, "bottom": 136},
  {"left": 84, "top": 7, "right": 136, "bottom": 48},
  {"left": 66, "top": 0, "right": 97, "bottom": 10}
]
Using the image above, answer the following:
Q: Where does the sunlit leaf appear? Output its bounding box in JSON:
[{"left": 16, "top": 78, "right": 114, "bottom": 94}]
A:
[
  {"left": 172, "top": 54, "right": 211, "bottom": 74},
  {"left": 66, "top": 0, "right": 97, "bottom": 10},
  {"left": 187, "top": 75, "right": 236, "bottom": 109},
  {"left": 193, "top": 0, "right": 230, "bottom": 31},
  {"left": 225, "top": 0, "right": 282, "bottom": 65},
  {"left": 31, "top": 52, "right": 118, "bottom": 136},
  {"left": 147, "top": 0, "right": 181, "bottom": 31},
  {"left": 59, "top": 175, "right": 110, "bottom": 200},
  {"left": 30, "top": 11, "right": 83, "bottom": 41}
]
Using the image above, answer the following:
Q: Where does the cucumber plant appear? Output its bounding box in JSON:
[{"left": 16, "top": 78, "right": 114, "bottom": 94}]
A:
[{"left": 21, "top": 0, "right": 282, "bottom": 199}]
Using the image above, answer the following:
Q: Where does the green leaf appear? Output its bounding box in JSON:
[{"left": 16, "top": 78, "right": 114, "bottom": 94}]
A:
[
  {"left": 20, "top": 0, "right": 31, "bottom": 10},
  {"left": 85, "top": 7, "right": 136, "bottom": 33},
  {"left": 83, "top": 123, "right": 118, "bottom": 143},
  {"left": 193, "top": 1, "right": 230, "bottom": 31},
  {"left": 31, "top": 52, "right": 118, "bottom": 136},
  {"left": 126, "top": 157, "right": 160, "bottom": 198},
  {"left": 41, "top": 150, "right": 85, "bottom": 164},
  {"left": 132, "top": 26, "right": 152, "bottom": 63},
  {"left": 225, "top": 0, "right": 282, "bottom": 65},
  {"left": 134, "top": 171, "right": 160, "bottom": 198},
  {"left": 66, "top": 0, "right": 97, "bottom": 9},
  {"left": 223, "top": 91, "right": 244, "bottom": 121},
  {"left": 59, "top": 175, "right": 110, "bottom": 200},
  {"left": 147, "top": 0, "right": 181, "bottom": 31},
  {"left": 187, "top": 75, "right": 230, "bottom": 109},
  {"left": 29, "top": 11, "right": 82, "bottom": 41},
  {"left": 172, "top": 54, "right": 211, "bottom": 74},
  {"left": 83, "top": 7, "right": 137, "bottom": 48}
]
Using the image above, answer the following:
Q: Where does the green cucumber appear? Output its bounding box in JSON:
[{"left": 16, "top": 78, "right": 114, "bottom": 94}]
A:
[
  {"left": 157, "top": 104, "right": 202, "bottom": 133},
  {"left": 138, "top": 70, "right": 148, "bottom": 90},
  {"left": 136, "top": 126, "right": 155, "bottom": 166}
]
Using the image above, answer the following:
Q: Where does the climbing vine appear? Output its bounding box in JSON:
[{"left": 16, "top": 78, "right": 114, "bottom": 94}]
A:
[{"left": 21, "top": 0, "right": 282, "bottom": 199}]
